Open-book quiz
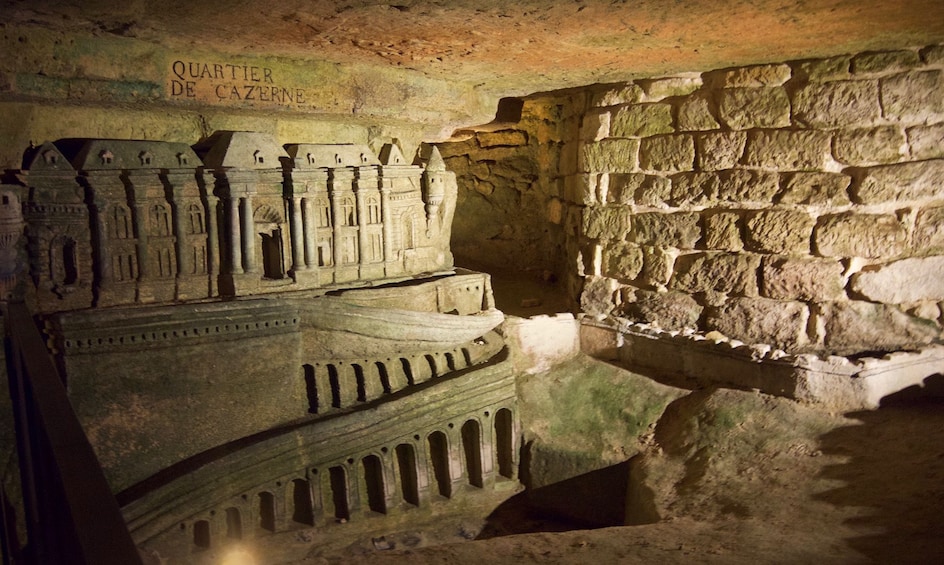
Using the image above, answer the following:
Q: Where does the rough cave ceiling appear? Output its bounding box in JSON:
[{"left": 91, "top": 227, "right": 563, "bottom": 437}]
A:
[{"left": 6, "top": 0, "right": 944, "bottom": 97}]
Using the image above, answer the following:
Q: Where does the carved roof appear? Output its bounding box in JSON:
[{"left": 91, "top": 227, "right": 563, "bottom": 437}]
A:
[
  {"left": 195, "top": 131, "right": 288, "bottom": 170},
  {"left": 52, "top": 139, "right": 202, "bottom": 171},
  {"left": 284, "top": 143, "right": 380, "bottom": 169},
  {"left": 22, "top": 141, "right": 74, "bottom": 172},
  {"left": 378, "top": 144, "right": 407, "bottom": 166}
]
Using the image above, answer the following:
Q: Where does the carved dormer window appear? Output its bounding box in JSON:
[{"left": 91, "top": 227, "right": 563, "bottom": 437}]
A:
[
  {"left": 177, "top": 153, "right": 189, "bottom": 166},
  {"left": 139, "top": 151, "right": 153, "bottom": 166},
  {"left": 335, "top": 154, "right": 342, "bottom": 165},
  {"left": 100, "top": 150, "right": 114, "bottom": 165},
  {"left": 360, "top": 153, "right": 369, "bottom": 164},
  {"left": 253, "top": 150, "right": 264, "bottom": 165},
  {"left": 307, "top": 153, "right": 315, "bottom": 165},
  {"left": 42, "top": 150, "right": 59, "bottom": 165}
]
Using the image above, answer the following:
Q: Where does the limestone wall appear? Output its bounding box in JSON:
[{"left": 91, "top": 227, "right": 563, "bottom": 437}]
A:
[
  {"left": 452, "top": 45, "right": 944, "bottom": 355},
  {"left": 0, "top": 21, "right": 495, "bottom": 171}
]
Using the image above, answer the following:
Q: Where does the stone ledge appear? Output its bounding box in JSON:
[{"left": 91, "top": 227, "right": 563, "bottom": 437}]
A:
[{"left": 579, "top": 315, "right": 944, "bottom": 410}]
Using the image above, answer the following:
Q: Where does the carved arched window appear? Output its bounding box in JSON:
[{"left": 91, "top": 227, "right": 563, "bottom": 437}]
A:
[
  {"left": 316, "top": 198, "right": 331, "bottom": 228},
  {"left": 188, "top": 203, "right": 205, "bottom": 234},
  {"left": 367, "top": 197, "right": 380, "bottom": 224},
  {"left": 253, "top": 150, "right": 264, "bottom": 165},
  {"left": 151, "top": 204, "right": 170, "bottom": 236},
  {"left": 341, "top": 198, "right": 355, "bottom": 226},
  {"left": 99, "top": 150, "right": 114, "bottom": 165},
  {"left": 110, "top": 205, "right": 132, "bottom": 239}
]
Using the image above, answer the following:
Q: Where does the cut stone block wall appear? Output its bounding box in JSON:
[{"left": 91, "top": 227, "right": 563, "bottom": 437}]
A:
[{"left": 453, "top": 45, "right": 944, "bottom": 355}]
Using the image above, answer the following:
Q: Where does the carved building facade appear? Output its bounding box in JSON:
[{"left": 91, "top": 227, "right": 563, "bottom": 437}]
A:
[{"left": 11, "top": 131, "right": 457, "bottom": 313}]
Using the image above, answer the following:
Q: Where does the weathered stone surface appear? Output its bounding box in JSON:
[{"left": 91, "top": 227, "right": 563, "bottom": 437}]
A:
[
  {"left": 605, "top": 173, "right": 666, "bottom": 206},
  {"left": 633, "top": 212, "right": 701, "bottom": 249},
  {"left": 703, "top": 212, "right": 743, "bottom": 251},
  {"left": 851, "top": 50, "right": 921, "bottom": 75},
  {"left": 639, "top": 134, "right": 695, "bottom": 172},
  {"left": 478, "top": 130, "right": 528, "bottom": 147},
  {"left": 921, "top": 44, "right": 944, "bottom": 66},
  {"left": 578, "top": 138, "right": 639, "bottom": 172},
  {"left": 610, "top": 103, "right": 674, "bottom": 137},
  {"left": 832, "top": 126, "right": 906, "bottom": 166},
  {"left": 852, "top": 159, "right": 944, "bottom": 203},
  {"left": 677, "top": 94, "right": 720, "bottom": 131},
  {"left": 823, "top": 301, "right": 941, "bottom": 355},
  {"left": 850, "top": 256, "right": 944, "bottom": 303},
  {"left": 776, "top": 172, "right": 851, "bottom": 205},
  {"left": 743, "top": 130, "right": 832, "bottom": 170},
  {"left": 580, "top": 110, "right": 611, "bottom": 141},
  {"left": 669, "top": 172, "right": 721, "bottom": 206},
  {"left": 792, "top": 80, "right": 881, "bottom": 127},
  {"left": 695, "top": 131, "right": 747, "bottom": 170},
  {"left": 914, "top": 206, "right": 944, "bottom": 253},
  {"left": 638, "top": 75, "right": 702, "bottom": 101},
  {"left": 717, "top": 87, "right": 791, "bottom": 129},
  {"left": 762, "top": 256, "right": 845, "bottom": 301},
  {"left": 705, "top": 297, "right": 808, "bottom": 350},
  {"left": 563, "top": 174, "right": 596, "bottom": 204},
  {"left": 671, "top": 252, "right": 760, "bottom": 295},
  {"left": 592, "top": 84, "right": 643, "bottom": 107},
  {"left": 907, "top": 123, "right": 944, "bottom": 160},
  {"left": 745, "top": 210, "right": 814, "bottom": 254},
  {"left": 580, "top": 276, "right": 620, "bottom": 315},
  {"left": 583, "top": 206, "right": 631, "bottom": 239},
  {"left": 814, "top": 213, "right": 909, "bottom": 258},
  {"left": 641, "top": 246, "right": 676, "bottom": 287},
  {"left": 718, "top": 169, "right": 780, "bottom": 202},
  {"left": 792, "top": 56, "right": 851, "bottom": 82},
  {"left": 669, "top": 170, "right": 778, "bottom": 206},
  {"left": 604, "top": 243, "right": 644, "bottom": 281},
  {"left": 881, "top": 70, "right": 944, "bottom": 122},
  {"left": 705, "top": 63, "right": 792, "bottom": 87},
  {"left": 622, "top": 289, "right": 703, "bottom": 330}
]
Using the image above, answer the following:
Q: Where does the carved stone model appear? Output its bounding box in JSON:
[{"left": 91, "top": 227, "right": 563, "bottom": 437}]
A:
[{"left": 14, "top": 132, "right": 458, "bottom": 313}]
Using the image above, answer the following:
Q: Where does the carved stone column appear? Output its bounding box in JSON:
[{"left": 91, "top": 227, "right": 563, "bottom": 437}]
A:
[
  {"left": 329, "top": 177, "right": 343, "bottom": 269},
  {"left": 128, "top": 188, "right": 149, "bottom": 281},
  {"left": 290, "top": 196, "right": 305, "bottom": 272},
  {"left": 380, "top": 186, "right": 393, "bottom": 263},
  {"left": 240, "top": 195, "right": 255, "bottom": 273},
  {"left": 354, "top": 181, "right": 369, "bottom": 268},
  {"left": 206, "top": 194, "right": 220, "bottom": 293},
  {"left": 228, "top": 197, "right": 243, "bottom": 275},
  {"left": 303, "top": 197, "right": 316, "bottom": 269}
]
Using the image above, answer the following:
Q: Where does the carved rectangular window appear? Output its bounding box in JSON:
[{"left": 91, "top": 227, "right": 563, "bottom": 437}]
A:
[
  {"left": 370, "top": 233, "right": 382, "bottom": 262},
  {"left": 317, "top": 238, "right": 332, "bottom": 267},
  {"left": 341, "top": 235, "right": 358, "bottom": 264},
  {"left": 192, "top": 245, "right": 207, "bottom": 274}
]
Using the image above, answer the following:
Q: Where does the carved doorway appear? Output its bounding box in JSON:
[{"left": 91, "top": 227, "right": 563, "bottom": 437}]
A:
[{"left": 259, "top": 228, "right": 284, "bottom": 279}]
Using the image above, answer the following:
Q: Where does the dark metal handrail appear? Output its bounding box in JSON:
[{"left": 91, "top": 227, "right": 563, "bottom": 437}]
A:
[{"left": 4, "top": 302, "right": 141, "bottom": 565}]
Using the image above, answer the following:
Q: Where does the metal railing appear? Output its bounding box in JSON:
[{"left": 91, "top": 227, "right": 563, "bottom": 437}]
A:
[{"left": 3, "top": 302, "right": 141, "bottom": 565}]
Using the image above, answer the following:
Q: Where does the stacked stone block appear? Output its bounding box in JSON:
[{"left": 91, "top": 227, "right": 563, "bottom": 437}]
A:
[{"left": 564, "top": 45, "right": 944, "bottom": 355}]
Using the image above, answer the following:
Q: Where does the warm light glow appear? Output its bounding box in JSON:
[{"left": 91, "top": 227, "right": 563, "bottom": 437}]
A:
[{"left": 220, "top": 546, "right": 256, "bottom": 565}]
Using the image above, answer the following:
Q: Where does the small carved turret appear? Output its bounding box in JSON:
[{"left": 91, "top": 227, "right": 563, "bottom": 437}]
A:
[{"left": 422, "top": 146, "right": 446, "bottom": 231}]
